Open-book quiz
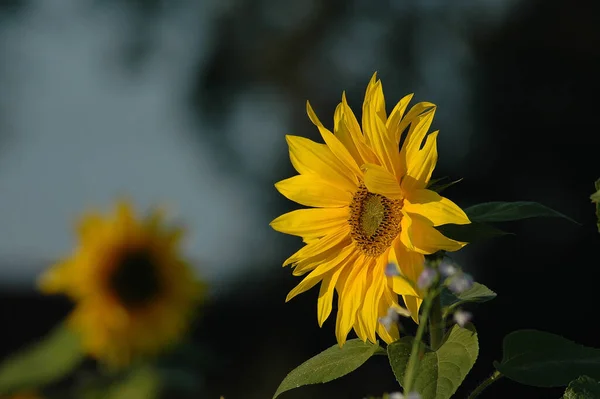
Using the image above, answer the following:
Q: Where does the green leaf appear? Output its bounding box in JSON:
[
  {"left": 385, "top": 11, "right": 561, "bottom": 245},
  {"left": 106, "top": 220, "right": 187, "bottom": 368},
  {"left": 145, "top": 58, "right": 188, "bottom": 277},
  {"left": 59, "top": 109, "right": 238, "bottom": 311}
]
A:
[
  {"left": 79, "top": 367, "right": 160, "bottom": 399},
  {"left": 592, "top": 179, "right": 600, "bottom": 233},
  {"left": 435, "top": 222, "right": 511, "bottom": 242},
  {"left": 426, "top": 177, "right": 463, "bottom": 194},
  {"left": 465, "top": 201, "right": 578, "bottom": 224},
  {"left": 387, "top": 325, "right": 479, "bottom": 399},
  {"left": 441, "top": 283, "right": 497, "bottom": 316},
  {"left": 0, "top": 323, "right": 84, "bottom": 394},
  {"left": 563, "top": 376, "right": 600, "bottom": 399},
  {"left": 494, "top": 330, "right": 600, "bottom": 387},
  {"left": 106, "top": 366, "right": 160, "bottom": 399},
  {"left": 273, "top": 339, "right": 382, "bottom": 398}
]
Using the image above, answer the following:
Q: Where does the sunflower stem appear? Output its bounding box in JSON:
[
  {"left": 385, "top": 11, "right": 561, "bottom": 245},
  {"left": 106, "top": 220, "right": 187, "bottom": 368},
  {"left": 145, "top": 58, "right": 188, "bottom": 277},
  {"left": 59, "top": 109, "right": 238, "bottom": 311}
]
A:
[
  {"left": 429, "top": 292, "right": 444, "bottom": 350},
  {"left": 467, "top": 370, "right": 503, "bottom": 399},
  {"left": 403, "top": 290, "right": 435, "bottom": 393}
]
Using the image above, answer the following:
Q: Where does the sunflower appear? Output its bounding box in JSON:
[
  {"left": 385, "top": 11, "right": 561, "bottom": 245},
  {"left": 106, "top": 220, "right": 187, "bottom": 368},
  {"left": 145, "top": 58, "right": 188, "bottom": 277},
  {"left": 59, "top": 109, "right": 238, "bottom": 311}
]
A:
[
  {"left": 270, "top": 73, "right": 470, "bottom": 345},
  {"left": 38, "top": 201, "right": 204, "bottom": 366}
]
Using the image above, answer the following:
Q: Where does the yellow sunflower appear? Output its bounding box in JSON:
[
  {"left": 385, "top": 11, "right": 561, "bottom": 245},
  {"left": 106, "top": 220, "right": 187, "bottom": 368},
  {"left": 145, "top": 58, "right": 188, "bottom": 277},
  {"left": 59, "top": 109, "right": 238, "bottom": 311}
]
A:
[
  {"left": 38, "top": 201, "right": 204, "bottom": 366},
  {"left": 270, "top": 73, "right": 471, "bottom": 345}
]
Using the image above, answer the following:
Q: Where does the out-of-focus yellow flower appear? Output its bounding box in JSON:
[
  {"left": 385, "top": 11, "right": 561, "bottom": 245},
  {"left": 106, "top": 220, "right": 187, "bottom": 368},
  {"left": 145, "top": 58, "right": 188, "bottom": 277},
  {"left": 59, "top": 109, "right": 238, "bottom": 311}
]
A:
[
  {"left": 271, "top": 73, "right": 470, "bottom": 345},
  {"left": 38, "top": 200, "right": 204, "bottom": 366}
]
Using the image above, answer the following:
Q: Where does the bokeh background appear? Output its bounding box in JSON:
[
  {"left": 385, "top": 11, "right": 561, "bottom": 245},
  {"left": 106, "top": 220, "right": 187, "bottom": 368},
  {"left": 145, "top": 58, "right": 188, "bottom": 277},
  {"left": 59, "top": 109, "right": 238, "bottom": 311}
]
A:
[{"left": 0, "top": 0, "right": 598, "bottom": 398}]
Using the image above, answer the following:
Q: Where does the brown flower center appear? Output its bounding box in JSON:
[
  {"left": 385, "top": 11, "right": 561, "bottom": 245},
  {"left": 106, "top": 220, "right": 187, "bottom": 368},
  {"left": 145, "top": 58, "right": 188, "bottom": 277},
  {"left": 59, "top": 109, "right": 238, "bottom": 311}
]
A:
[
  {"left": 349, "top": 184, "right": 403, "bottom": 257},
  {"left": 109, "top": 248, "right": 162, "bottom": 308}
]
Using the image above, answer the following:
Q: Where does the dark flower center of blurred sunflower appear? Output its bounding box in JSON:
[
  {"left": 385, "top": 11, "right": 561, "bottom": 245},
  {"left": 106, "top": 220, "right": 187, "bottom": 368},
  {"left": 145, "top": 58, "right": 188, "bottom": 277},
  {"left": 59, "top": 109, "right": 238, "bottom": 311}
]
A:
[{"left": 109, "top": 248, "right": 162, "bottom": 308}]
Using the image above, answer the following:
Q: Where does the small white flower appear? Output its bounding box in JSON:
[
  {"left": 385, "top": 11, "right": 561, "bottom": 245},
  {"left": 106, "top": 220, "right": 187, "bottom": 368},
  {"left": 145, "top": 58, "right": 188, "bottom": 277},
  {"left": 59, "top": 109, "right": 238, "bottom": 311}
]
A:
[
  {"left": 417, "top": 267, "right": 437, "bottom": 290},
  {"left": 388, "top": 392, "right": 404, "bottom": 399},
  {"left": 379, "top": 304, "right": 411, "bottom": 332},
  {"left": 448, "top": 272, "right": 474, "bottom": 294},
  {"left": 453, "top": 309, "right": 473, "bottom": 327},
  {"left": 385, "top": 262, "right": 401, "bottom": 277},
  {"left": 439, "top": 261, "right": 458, "bottom": 277}
]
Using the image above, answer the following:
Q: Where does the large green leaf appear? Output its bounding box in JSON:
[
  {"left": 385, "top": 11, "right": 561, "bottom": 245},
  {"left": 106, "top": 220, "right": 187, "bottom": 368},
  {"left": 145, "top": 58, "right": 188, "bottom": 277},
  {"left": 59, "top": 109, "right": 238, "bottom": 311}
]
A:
[
  {"left": 0, "top": 323, "right": 84, "bottom": 394},
  {"left": 440, "top": 283, "right": 497, "bottom": 317},
  {"left": 465, "top": 201, "right": 577, "bottom": 224},
  {"left": 494, "top": 330, "right": 600, "bottom": 387},
  {"left": 273, "top": 339, "right": 382, "bottom": 398},
  {"left": 387, "top": 325, "right": 479, "bottom": 399},
  {"left": 563, "top": 376, "right": 600, "bottom": 399},
  {"left": 435, "top": 222, "right": 511, "bottom": 242}
]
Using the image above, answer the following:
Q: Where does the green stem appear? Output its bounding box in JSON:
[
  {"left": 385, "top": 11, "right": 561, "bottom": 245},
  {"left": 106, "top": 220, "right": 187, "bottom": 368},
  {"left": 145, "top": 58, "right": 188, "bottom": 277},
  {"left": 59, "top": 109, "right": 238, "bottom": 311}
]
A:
[
  {"left": 467, "top": 370, "right": 503, "bottom": 399},
  {"left": 403, "top": 293, "right": 434, "bottom": 392},
  {"left": 429, "top": 293, "right": 444, "bottom": 350}
]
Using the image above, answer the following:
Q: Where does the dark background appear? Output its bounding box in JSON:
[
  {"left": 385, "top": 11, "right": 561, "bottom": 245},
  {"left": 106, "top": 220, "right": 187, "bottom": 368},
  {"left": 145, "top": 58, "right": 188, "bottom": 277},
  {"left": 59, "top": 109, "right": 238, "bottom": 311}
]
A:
[{"left": 1, "top": 0, "right": 599, "bottom": 398}]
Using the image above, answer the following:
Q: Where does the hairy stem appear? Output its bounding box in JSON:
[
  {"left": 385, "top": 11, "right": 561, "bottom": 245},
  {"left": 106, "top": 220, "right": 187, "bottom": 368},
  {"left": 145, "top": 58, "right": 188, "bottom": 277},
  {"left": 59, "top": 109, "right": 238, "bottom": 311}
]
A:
[
  {"left": 429, "top": 293, "right": 444, "bottom": 350},
  {"left": 403, "top": 293, "right": 434, "bottom": 392}
]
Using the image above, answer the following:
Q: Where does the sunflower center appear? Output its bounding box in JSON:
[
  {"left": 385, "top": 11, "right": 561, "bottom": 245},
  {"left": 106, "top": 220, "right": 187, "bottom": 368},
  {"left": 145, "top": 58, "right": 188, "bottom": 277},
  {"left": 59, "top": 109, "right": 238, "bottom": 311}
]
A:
[
  {"left": 349, "top": 184, "right": 403, "bottom": 257},
  {"left": 109, "top": 248, "right": 161, "bottom": 308}
]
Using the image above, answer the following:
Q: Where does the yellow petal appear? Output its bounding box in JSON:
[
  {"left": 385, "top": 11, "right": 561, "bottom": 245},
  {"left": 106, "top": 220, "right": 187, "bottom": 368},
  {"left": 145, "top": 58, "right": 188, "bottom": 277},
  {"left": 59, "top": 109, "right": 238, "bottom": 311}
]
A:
[
  {"left": 402, "top": 131, "right": 439, "bottom": 192},
  {"left": 377, "top": 319, "right": 399, "bottom": 344},
  {"left": 361, "top": 73, "right": 379, "bottom": 146},
  {"left": 333, "top": 100, "right": 362, "bottom": 164},
  {"left": 341, "top": 93, "right": 379, "bottom": 165},
  {"left": 363, "top": 92, "right": 399, "bottom": 174},
  {"left": 404, "top": 189, "right": 470, "bottom": 226},
  {"left": 286, "top": 244, "right": 355, "bottom": 302},
  {"left": 317, "top": 265, "right": 345, "bottom": 327},
  {"left": 361, "top": 255, "right": 387, "bottom": 342},
  {"left": 398, "top": 103, "right": 436, "bottom": 151},
  {"left": 270, "top": 207, "right": 349, "bottom": 238},
  {"left": 275, "top": 174, "right": 353, "bottom": 208},
  {"left": 335, "top": 256, "right": 371, "bottom": 346},
  {"left": 307, "top": 101, "right": 362, "bottom": 182},
  {"left": 402, "top": 212, "right": 467, "bottom": 254},
  {"left": 362, "top": 163, "right": 403, "bottom": 199},
  {"left": 283, "top": 226, "right": 350, "bottom": 267},
  {"left": 393, "top": 239, "right": 425, "bottom": 285},
  {"left": 286, "top": 135, "right": 356, "bottom": 191},
  {"left": 403, "top": 295, "right": 422, "bottom": 324},
  {"left": 386, "top": 93, "right": 414, "bottom": 144},
  {"left": 37, "top": 260, "right": 73, "bottom": 294},
  {"left": 291, "top": 232, "right": 351, "bottom": 276}
]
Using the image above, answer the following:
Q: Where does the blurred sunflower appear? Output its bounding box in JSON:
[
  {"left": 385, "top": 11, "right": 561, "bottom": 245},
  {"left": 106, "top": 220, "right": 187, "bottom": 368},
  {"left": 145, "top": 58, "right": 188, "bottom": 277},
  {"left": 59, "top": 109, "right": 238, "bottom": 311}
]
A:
[
  {"left": 271, "top": 73, "right": 470, "bottom": 345},
  {"left": 38, "top": 201, "right": 204, "bottom": 366}
]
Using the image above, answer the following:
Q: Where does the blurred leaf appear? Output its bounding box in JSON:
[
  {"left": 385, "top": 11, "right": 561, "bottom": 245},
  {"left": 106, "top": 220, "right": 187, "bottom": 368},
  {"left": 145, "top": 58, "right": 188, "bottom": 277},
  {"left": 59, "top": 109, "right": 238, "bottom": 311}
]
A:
[
  {"left": 563, "top": 375, "right": 600, "bottom": 399},
  {"left": 435, "top": 222, "right": 511, "bottom": 242},
  {"left": 426, "top": 177, "right": 463, "bottom": 194},
  {"left": 387, "top": 325, "right": 478, "bottom": 399},
  {"left": 563, "top": 376, "right": 600, "bottom": 399},
  {"left": 494, "top": 330, "right": 600, "bottom": 387},
  {"left": 106, "top": 366, "right": 159, "bottom": 399},
  {"left": 440, "top": 283, "right": 497, "bottom": 316},
  {"left": 273, "top": 339, "right": 382, "bottom": 398},
  {"left": 592, "top": 179, "right": 600, "bottom": 233},
  {"left": 0, "top": 323, "right": 83, "bottom": 394},
  {"left": 80, "top": 366, "right": 160, "bottom": 399},
  {"left": 465, "top": 201, "right": 578, "bottom": 224}
]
